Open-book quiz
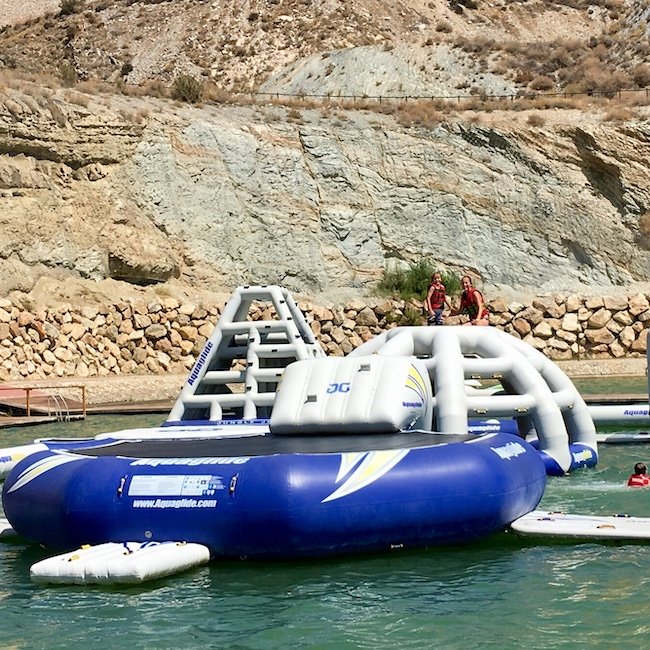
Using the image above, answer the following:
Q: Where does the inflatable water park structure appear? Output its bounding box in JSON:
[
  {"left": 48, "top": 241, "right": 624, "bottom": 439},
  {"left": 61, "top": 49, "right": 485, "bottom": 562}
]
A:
[
  {"left": 166, "top": 287, "right": 598, "bottom": 473},
  {"left": 1, "top": 285, "right": 649, "bottom": 584}
]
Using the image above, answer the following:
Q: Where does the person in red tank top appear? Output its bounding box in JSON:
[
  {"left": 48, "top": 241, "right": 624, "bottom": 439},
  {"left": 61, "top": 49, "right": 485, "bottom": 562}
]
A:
[
  {"left": 627, "top": 462, "right": 650, "bottom": 487},
  {"left": 449, "top": 275, "right": 490, "bottom": 326},
  {"left": 425, "top": 272, "right": 447, "bottom": 325}
]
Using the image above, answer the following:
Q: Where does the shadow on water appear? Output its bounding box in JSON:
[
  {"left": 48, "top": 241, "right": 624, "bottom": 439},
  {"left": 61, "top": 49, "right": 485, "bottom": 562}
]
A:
[{"left": 0, "top": 413, "right": 165, "bottom": 447}]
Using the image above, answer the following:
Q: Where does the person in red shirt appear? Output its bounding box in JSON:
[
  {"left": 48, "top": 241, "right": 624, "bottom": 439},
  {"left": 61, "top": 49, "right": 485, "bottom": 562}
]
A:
[
  {"left": 627, "top": 462, "right": 650, "bottom": 487},
  {"left": 425, "top": 272, "right": 447, "bottom": 325},
  {"left": 449, "top": 275, "right": 490, "bottom": 326}
]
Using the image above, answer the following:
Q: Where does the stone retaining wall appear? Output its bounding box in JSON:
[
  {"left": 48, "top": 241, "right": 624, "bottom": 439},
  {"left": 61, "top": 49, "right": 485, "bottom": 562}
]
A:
[{"left": 0, "top": 291, "right": 648, "bottom": 381}]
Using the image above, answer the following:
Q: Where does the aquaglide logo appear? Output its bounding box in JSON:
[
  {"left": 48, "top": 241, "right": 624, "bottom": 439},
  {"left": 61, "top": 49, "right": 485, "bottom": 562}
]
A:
[
  {"left": 187, "top": 341, "right": 214, "bottom": 386},
  {"left": 490, "top": 441, "right": 526, "bottom": 460},
  {"left": 623, "top": 408, "right": 649, "bottom": 416}
]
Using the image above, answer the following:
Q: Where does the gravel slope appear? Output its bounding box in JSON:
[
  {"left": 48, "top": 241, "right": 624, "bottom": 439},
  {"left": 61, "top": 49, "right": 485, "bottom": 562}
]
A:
[{"left": 0, "top": 0, "right": 58, "bottom": 27}]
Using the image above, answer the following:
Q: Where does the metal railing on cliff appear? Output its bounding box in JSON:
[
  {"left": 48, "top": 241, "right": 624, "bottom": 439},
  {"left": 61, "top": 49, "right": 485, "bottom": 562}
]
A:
[{"left": 230, "top": 86, "right": 650, "bottom": 105}]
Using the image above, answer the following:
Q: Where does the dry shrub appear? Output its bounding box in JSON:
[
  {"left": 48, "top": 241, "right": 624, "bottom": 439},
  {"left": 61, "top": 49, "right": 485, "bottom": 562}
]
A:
[
  {"left": 375, "top": 102, "right": 397, "bottom": 115},
  {"left": 84, "top": 10, "right": 99, "bottom": 25},
  {"left": 640, "top": 212, "right": 650, "bottom": 237},
  {"left": 64, "top": 90, "right": 89, "bottom": 107},
  {"left": 396, "top": 101, "right": 448, "bottom": 128},
  {"left": 526, "top": 113, "right": 545, "bottom": 127},
  {"left": 60, "top": 0, "right": 83, "bottom": 16},
  {"left": 632, "top": 64, "right": 650, "bottom": 88},
  {"left": 602, "top": 106, "right": 638, "bottom": 122},
  {"left": 59, "top": 62, "right": 77, "bottom": 88},
  {"left": 580, "top": 64, "right": 632, "bottom": 94},
  {"left": 455, "top": 35, "right": 495, "bottom": 54},
  {"left": 514, "top": 69, "right": 534, "bottom": 85},
  {"left": 119, "top": 108, "right": 148, "bottom": 124},
  {"left": 291, "top": 96, "right": 320, "bottom": 110},
  {"left": 202, "top": 84, "right": 234, "bottom": 104},
  {"left": 616, "top": 92, "right": 650, "bottom": 108},
  {"left": 171, "top": 75, "right": 202, "bottom": 103},
  {"left": 333, "top": 98, "right": 374, "bottom": 111},
  {"left": 529, "top": 76, "right": 555, "bottom": 91},
  {"left": 457, "top": 97, "right": 486, "bottom": 111},
  {"left": 286, "top": 107, "right": 303, "bottom": 123},
  {"left": 76, "top": 80, "right": 111, "bottom": 95},
  {"left": 527, "top": 95, "right": 578, "bottom": 110},
  {"left": 134, "top": 80, "right": 168, "bottom": 98},
  {"left": 230, "top": 93, "right": 258, "bottom": 107},
  {"left": 454, "top": 94, "right": 579, "bottom": 114}
]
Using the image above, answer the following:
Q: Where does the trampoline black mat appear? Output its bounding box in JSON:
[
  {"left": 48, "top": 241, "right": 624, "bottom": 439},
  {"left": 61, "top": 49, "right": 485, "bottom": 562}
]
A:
[{"left": 75, "top": 431, "right": 475, "bottom": 459}]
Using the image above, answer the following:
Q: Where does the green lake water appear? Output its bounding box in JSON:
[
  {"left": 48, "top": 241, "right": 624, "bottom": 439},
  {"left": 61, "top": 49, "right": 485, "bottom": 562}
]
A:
[
  {"left": 571, "top": 375, "right": 648, "bottom": 396},
  {"left": 1, "top": 392, "right": 650, "bottom": 649}
]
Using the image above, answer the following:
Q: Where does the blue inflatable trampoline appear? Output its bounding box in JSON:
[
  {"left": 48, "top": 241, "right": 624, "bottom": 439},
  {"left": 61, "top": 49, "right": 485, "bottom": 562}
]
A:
[{"left": 3, "top": 430, "right": 546, "bottom": 557}]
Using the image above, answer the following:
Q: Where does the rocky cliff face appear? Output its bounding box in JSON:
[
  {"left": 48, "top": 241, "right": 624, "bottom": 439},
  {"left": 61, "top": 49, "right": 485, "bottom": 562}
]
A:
[{"left": 0, "top": 83, "right": 648, "bottom": 303}]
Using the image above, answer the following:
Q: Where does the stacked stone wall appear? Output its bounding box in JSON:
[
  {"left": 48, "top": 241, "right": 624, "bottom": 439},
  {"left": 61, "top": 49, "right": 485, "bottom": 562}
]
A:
[{"left": 0, "top": 291, "right": 648, "bottom": 381}]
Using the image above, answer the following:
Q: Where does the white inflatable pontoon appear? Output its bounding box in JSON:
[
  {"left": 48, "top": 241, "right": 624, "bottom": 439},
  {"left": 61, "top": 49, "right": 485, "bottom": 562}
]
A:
[
  {"left": 587, "top": 344, "right": 650, "bottom": 441},
  {"left": 0, "top": 516, "right": 16, "bottom": 539},
  {"left": 30, "top": 541, "right": 210, "bottom": 585},
  {"left": 510, "top": 511, "right": 650, "bottom": 540}
]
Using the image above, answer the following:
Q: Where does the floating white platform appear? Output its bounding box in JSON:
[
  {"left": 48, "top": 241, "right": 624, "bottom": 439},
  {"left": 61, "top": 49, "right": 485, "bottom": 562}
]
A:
[
  {"left": 0, "top": 517, "right": 17, "bottom": 539},
  {"left": 30, "top": 541, "right": 210, "bottom": 585},
  {"left": 510, "top": 510, "right": 650, "bottom": 540},
  {"left": 588, "top": 404, "right": 650, "bottom": 426},
  {"left": 595, "top": 431, "right": 650, "bottom": 444}
]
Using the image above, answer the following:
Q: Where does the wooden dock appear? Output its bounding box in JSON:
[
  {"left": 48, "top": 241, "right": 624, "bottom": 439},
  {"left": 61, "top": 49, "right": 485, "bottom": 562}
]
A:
[
  {"left": 0, "top": 385, "right": 86, "bottom": 417},
  {"left": 0, "top": 414, "right": 87, "bottom": 429},
  {"left": 0, "top": 383, "right": 177, "bottom": 429},
  {"left": 0, "top": 397, "right": 173, "bottom": 429}
]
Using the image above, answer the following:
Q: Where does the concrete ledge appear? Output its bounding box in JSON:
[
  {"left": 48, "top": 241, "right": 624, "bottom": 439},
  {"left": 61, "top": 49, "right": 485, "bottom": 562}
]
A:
[{"left": 556, "top": 358, "right": 648, "bottom": 378}]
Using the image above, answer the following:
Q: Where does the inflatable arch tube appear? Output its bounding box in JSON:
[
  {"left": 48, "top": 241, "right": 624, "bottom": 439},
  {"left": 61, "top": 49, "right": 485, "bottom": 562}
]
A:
[
  {"left": 349, "top": 326, "right": 597, "bottom": 475},
  {"left": 595, "top": 431, "right": 650, "bottom": 444},
  {"left": 0, "top": 443, "right": 49, "bottom": 480}
]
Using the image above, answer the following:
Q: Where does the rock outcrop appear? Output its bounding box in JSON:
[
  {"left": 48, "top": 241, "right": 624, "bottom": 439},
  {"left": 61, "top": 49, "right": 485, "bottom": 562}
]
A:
[{"left": 0, "top": 85, "right": 648, "bottom": 303}]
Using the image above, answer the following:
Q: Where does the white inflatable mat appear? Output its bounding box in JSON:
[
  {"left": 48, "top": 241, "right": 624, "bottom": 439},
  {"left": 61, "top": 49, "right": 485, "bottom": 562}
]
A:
[
  {"left": 31, "top": 541, "right": 210, "bottom": 585},
  {"left": 510, "top": 510, "right": 650, "bottom": 540},
  {"left": 595, "top": 431, "right": 650, "bottom": 444},
  {"left": 0, "top": 517, "right": 17, "bottom": 539}
]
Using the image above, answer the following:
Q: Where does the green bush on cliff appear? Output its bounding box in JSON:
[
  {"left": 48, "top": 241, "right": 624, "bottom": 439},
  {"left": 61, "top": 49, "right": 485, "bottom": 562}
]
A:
[
  {"left": 171, "top": 75, "right": 203, "bottom": 104},
  {"left": 377, "top": 260, "right": 460, "bottom": 300},
  {"left": 60, "top": 0, "right": 83, "bottom": 16}
]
